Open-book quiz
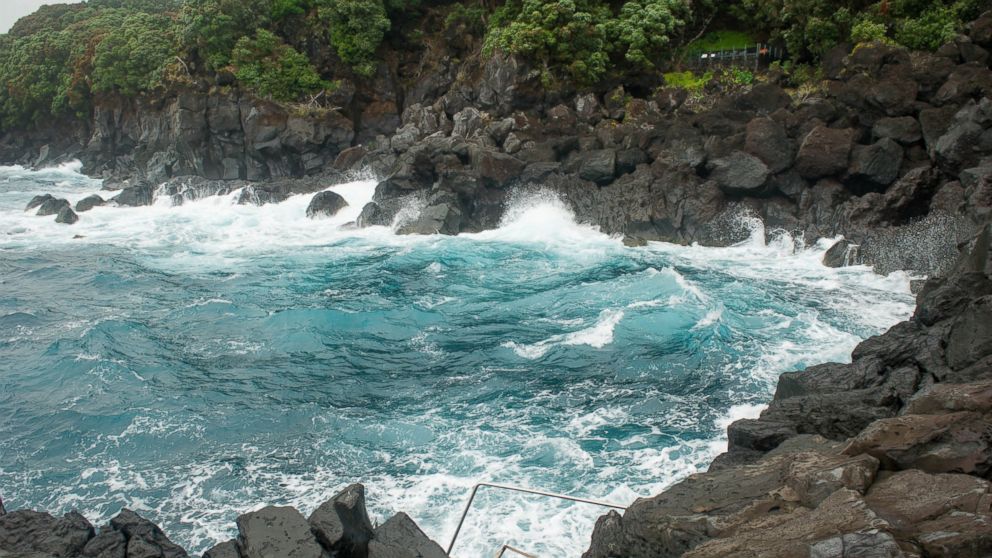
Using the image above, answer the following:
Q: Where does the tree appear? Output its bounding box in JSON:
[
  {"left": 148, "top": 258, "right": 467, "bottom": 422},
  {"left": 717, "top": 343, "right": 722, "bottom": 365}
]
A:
[
  {"left": 178, "top": 0, "right": 271, "bottom": 71},
  {"left": 91, "top": 13, "right": 177, "bottom": 95},
  {"left": 317, "top": 0, "right": 391, "bottom": 77},
  {"left": 231, "top": 29, "right": 331, "bottom": 101}
]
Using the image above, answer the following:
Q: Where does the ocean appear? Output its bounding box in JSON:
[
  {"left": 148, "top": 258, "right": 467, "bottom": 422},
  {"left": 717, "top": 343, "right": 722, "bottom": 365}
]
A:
[{"left": 0, "top": 162, "right": 915, "bottom": 556}]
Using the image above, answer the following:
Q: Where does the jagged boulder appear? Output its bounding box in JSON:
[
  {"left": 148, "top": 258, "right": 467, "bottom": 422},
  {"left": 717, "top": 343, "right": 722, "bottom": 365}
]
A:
[
  {"left": 36, "top": 197, "right": 70, "bottom": 216},
  {"left": 708, "top": 151, "right": 771, "bottom": 196},
  {"left": 367, "top": 513, "right": 446, "bottom": 558},
  {"left": 0, "top": 510, "right": 94, "bottom": 556},
  {"left": 56, "top": 207, "right": 79, "bottom": 225},
  {"left": 112, "top": 184, "right": 155, "bottom": 207},
  {"left": 306, "top": 191, "right": 349, "bottom": 218},
  {"left": 745, "top": 117, "right": 794, "bottom": 173},
  {"left": 873, "top": 116, "right": 922, "bottom": 145},
  {"left": 83, "top": 529, "right": 127, "bottom": 558},
  {"left": 76, "top": 194, "right": 105, "bottom": 212},
  {"left": 579, "top": 149, "right": 618, "bottom": 185},
  {"left": 796, "top": 126, "right": 854, "bottom": 179},
  {"left": 109, "top": 509, "right": 187, "bottom": 558},
  {"left": 823, "top": 239, "right": 860, "bottom": 267},
  {"left": 203, "top": 539, "right": 242, "bottom": 558},
  {"left": 25, "top": 194, "right": 55, "bottom": 211},
  {"left": 847, "top": 138, "right": 904, "bottom": 192},
  {"left": 308, "top": 484, "right": 374, "bottom": 558},
  {"left": 237, "top": 506, "right": 323, "bottom": 558}
]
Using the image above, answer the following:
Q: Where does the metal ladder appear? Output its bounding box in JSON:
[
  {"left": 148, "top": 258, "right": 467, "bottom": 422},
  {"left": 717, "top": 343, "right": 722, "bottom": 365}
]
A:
[{"left": 446, "top": 483, "right": 629, "bottom": 557}]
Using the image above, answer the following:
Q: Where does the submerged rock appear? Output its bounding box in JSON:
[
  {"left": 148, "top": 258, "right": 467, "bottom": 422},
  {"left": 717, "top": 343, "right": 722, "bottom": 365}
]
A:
[
  {"left": 25, "top": 193, "right": 55, "bottom": 211},
  {"left": 306, "top": 190, "right": 349, "bottom": 219},
  {"left": 75, "top": 194, "right": 105, "bottom": 212},
  {"left": 36, "top": 197, "right": 70, "bottom": 216},
  {"left": 56, "top": 206, "right": 79, "bottom": 225},
  {"left": 822, "top": 239, "right": 861, "bottom": 267}
]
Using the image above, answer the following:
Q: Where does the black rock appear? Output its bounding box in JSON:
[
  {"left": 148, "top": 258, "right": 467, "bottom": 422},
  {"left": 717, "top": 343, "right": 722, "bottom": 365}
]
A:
[
  {"left": 946, "top": 295, "right": 992, "bottom": 371},
  {"left": 83, "top": 529, "right": 127, "bottom": 558},
  {"left": 579, "top": 149, "right": 617, "bottom": 185},
  {"left": 203, "top": 539, "right": 242, "bottom": 558},
  {"left": 109, "top": 509, "right": 188, "bottom": 558},
  {"left": 745, "top": 117, "right": 794, "bottom": 173},
  {"left": 823, "top": 239, "right": 861, "bottom": 267},
  {"left": 367, "top": 513, "right": 446, "bottom": 558},
  {"left": 306, "top": 191, "right": 349, "bottom": 219},
  {"left": 847, "top": 138, "right": 904, "bottom": 192},
  {"left": 112, "top": 184, "right": 156, "bottom": 207},
  {"left": 56, "top": 207, "right": 79, "bottom": 225},
  {"left": 308, "top": 484, "right": 374, "bottom": 558},
  {"left": 36, "top": 197, "right": 71, "bottom": 216},
  {"left": 872, "top": 116, "right": 922, "bottom": 145},
  {"left": 708, "top": 151, "right": 771, "bottom": 196},
  {"left": 76, "top": 194, "right": 106, "bottom": 212},
  {"left": 25, "top": 194, "right": 55, "bottom": 211},
  {"left": 0, "top": 509, "right": 94, "bottom": 556},
  {"left": 796, "top": 126, "right": 854, "bottom": 179},
  {"left": 236, "top": 506, "right": 323, "bottom": 558}
]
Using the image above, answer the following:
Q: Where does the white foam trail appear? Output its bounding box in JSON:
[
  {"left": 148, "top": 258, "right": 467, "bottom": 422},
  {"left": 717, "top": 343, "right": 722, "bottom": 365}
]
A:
[{"left": 503, "top": 309, "right": 625, "bottom": 359}]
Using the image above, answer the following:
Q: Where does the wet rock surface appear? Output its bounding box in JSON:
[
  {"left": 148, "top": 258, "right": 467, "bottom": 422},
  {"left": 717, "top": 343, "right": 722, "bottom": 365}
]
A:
[{"left": 0, "top": 486, "right": 443, "bottom": 558}]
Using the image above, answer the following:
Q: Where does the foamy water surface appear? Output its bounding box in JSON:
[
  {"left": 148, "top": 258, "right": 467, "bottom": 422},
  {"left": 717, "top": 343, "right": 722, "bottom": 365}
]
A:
[{"left": 0, "top": 163, "right": 915, "bottom": 556}]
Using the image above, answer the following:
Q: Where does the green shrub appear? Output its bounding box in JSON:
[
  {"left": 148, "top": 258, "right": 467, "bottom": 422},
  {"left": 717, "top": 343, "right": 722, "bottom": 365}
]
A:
[
  {"left": 728, "top": 67, "right": 754, "bottom": 85},
  {"left": 663, "top": 70, "right": 712, "bottom": 92},
  {"left": 91, "top": 13, "right": 177, "bottom": 95},
  {"left": 850, "top": 17, "right": 889, "bottom": 44},
  {"left": 603, "top": 0, "right": 690, "bottom": 69},
  {"left": 178, "top": 0, "right": 270, "bottom": 71},
  {"left": 231, "top": 29, "right": 330, "bottom": 101},
  {"left": 317, "top": 0, "right": 391, "bottom": 77},
  {"left": 895, "top": 6, "right": 959, "bottom": 50}
]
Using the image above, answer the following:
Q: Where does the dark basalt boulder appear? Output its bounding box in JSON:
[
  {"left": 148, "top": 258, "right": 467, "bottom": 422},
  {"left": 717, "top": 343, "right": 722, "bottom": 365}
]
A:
[
  {"left": 707, "top": 151, "right": 770, "bottom": 196},
  {"left": 110, "top": 509, "right": 188, "bottom": 558},
  {"left": 25, "top": 193, "right": 55, "bottom": 211},
  {"left": 83, "top": 529, "right": 127, "bottom": 558},
  {"left": 237, "top": 506, "right": 323, "bottom": 558},
  {"left": 76, "top": 194, "right": 105, "bottom": 212},
  {"left": 367, "top": 513, "right": 446, "bottom": 558},
  {"left": 56, "top": 206, "right": 79, "bottom": 225},
  {"left": 745, "top": 116, "right": 794, "bottom": 173},
  {"left": 579, "top": 149, "right": 618, "bottom": 185},
  {"left": 795, "top": 126, "right": 854, "bottom": 179},
  {"left": 0, "top": 509, "right": 94, "bottom": 556},
  {"left": 203, "top": 539, "right": 242, "bottom": 558},
  {"left": 112, "top": 184, "right": 155, "bottom": 207},
  {"left": 946, "top": 295, "right": 992, "bottom": 371},
  {"left": 470, "top": 147, "right": 525, "bottom": 188},
  {"left": 36, "top": 197, "right": 70, "bottom": 216},
  {"left": 306, "top": 191, "right": 349, "bottom": 219},
  {"left": 308, "top": 484, "right": 374, "bottom": 558},
  {"left": 822, "top": 239, "right": 860, "bottom": 267},
  {"left": 847, "top": 138, "right": 904, "bottom": 192},
  {"left": 872, "top": 116, "right": 922, "bottom": 145}
]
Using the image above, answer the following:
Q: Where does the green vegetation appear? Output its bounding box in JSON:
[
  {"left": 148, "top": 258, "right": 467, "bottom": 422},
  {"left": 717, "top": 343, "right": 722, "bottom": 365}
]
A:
[
  {"left": 0, "top": 0, "right": 985, "bottom": 128},
  {"left": 231, "top": 29, "right": 330, "bottom": 101},
  {"left": 483, "top": 0, "right": 696, "bottom": 84},
  {"left": 663, "top": 70, "right": 712, "bottom": 92}
]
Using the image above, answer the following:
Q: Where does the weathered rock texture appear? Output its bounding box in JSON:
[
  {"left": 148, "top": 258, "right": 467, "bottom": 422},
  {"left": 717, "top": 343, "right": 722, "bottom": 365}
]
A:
[
  {"left": 584, "top": 218, "right": 992, "bottom": 557},
  {"left": 0, "top": 485, "right": 443, "bottom": 558},
  {"left": 8, "top": 20, "right": 992, "bottom": 277}
]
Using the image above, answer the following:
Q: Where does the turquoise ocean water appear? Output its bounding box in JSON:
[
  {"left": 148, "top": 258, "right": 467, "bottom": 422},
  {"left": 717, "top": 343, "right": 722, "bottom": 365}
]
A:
[{"left": 0, "top": 163, "right": 915, "bottom": 556}]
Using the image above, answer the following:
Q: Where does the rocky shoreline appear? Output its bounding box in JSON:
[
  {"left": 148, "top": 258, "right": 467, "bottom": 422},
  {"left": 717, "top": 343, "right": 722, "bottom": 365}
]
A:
[{"left": 3, "top": 10, "right": 992, "bottom": 558}]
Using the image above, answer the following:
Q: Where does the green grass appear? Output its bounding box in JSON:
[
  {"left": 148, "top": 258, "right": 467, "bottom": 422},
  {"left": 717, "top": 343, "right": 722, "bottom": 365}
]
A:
[
  {"left": 663, "top": 70, "right": 713, "bottom": 92},
  {"left": 686, "top": 30, "right": 755, "bottom": 52}
]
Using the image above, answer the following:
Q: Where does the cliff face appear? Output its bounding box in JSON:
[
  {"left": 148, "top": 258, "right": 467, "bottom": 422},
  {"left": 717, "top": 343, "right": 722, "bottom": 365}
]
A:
[{"left": 10, "top": 15, "right": 992, "bottom": 278}]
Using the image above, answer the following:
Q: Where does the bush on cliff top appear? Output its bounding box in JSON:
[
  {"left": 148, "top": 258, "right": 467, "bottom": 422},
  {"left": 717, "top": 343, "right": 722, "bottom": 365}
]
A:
[{"left": 231, "top": 29, "right": 331, "bottom": 101}]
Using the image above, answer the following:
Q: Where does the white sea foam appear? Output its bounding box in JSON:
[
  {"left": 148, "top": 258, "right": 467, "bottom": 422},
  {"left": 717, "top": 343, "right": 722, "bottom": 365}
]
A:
[{"left": 502, "top": 308, "right": 625, "bottom": 359}]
